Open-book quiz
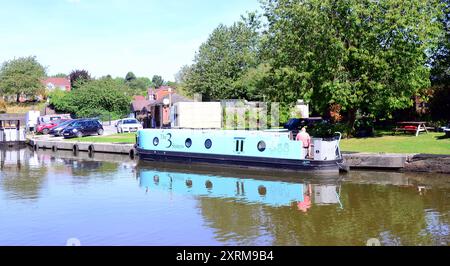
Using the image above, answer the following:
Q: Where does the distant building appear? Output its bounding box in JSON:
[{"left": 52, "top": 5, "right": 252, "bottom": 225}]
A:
[
  {"left": 132, "top": 95, "right": 146, "bottom": 101},
  {"left": 147, "top": 86, "right": 175, "bottom": 101},
  {"left": 42, "top": 77, "right": 71, "bottom": 92}
]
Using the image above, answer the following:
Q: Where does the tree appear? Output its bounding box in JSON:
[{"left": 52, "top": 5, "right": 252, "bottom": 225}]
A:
[
  {"left": 262, "top": 0, "right": 444, "bottom": 132},
  {"left": 0, "top": 56, "right": 46, "bottom": 102},
  {"left": 152, "top": 75, "right": 164, "bottom": 88},
  {"left": 124, "top": 73, "right": 151, "bottom": 96},
  {"left": 125, "top": 72, "right": 137, "bottom": 82},
  {"left": 49, "top": 78, "right": 131, "bottom": 119},
  {"left": 69, "top": 69, "right": 91, "bottom": 90},
  {"left": 183, "top": 13, "right": 262, "bottom": 100},
  {"left": 175, "top": 65, "right": 192, "bottom": 84},
  {"left": 51, "top": 73, "right": 68, "bottom": 78},
  {"left": 430, "top": 0, "right": 450, "bottom": 122}
]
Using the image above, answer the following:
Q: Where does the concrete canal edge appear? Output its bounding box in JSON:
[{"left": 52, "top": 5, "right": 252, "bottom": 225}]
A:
[
  {"left": 27, "top": 137, "right": 137, "bottom": 159},
  {"left": 343, "top": 152, "right": 450, "bottom": 174},
  {"left": 25, "top": 137, "right": 449, "bottom": 174}
]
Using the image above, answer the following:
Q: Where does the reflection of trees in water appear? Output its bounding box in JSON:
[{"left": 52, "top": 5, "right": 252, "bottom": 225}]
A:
[
  {"left": 199, "top": 184, "right": 449, "bottom": 245},
  {"left": 200, "top": 197, "right": 271, "bottom": 245}
]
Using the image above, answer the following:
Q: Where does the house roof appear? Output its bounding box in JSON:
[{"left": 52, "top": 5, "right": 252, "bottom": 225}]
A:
[
  {"left": 133, "top": 95, "right": 146, "bottom": 101},
  {"left": 153, "top": 93, "right": 192, "bottom": 105},
  {"left": 148, "top": 86, "right": 175, "bottom": 94},
  {"left": 131, "top": 100, "right": 152, "bottom": 112},
  {"left": 42, "top": 77, "right": 71, "bottom": 88}
]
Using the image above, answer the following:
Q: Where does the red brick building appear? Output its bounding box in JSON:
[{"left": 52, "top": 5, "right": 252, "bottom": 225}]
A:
[{"left": 42, "top": 77, "right": 71, "bottom": 92}]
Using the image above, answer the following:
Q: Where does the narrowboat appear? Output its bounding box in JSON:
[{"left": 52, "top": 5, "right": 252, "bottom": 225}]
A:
[{"left": 136, "top": 129, "right": 347, "bottom": 173}]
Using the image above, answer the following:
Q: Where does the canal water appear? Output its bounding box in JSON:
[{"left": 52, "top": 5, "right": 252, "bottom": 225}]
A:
[{"left": 0, "top": 148, "right": 448, "bottom": 246}]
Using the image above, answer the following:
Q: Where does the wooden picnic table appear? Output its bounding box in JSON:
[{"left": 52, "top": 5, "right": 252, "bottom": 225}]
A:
[{"left": 393, "top": 121, "right": 429, "bottom": 137}]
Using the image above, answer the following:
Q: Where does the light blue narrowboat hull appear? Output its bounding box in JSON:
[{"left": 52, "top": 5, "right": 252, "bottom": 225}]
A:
[{"left": 136, "top": 129, "right": 344, "bottom": 173}]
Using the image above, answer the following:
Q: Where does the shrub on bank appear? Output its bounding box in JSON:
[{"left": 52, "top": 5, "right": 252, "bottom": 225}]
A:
[{"left": 49, "top": 79, "right": 131, "bottom": 119}]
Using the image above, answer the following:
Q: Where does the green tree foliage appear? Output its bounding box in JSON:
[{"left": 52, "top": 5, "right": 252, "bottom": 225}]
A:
[
  {"left": 152, "top": 75, "right": 164, "bottom": 88},
  {"left": 183, "top": 13, "right": 262, "bottom": 101},
  {"left": 430, "top": 0, "right": 450, "bottom": 122},
  {"left": 50, "top": 78, "right": 131, "bottom": 119},
  {"left": 69, "top": 69, "right": 91, "bottom": 90},
  {"left": 263, "top": 0, "right": 443, "bottom": 130},
  {"left": 124, "top": 72, "right": 151, "bottom": 96},
  {"left": 0, "top": 56, "right": 46, "bottom": 102},
  {"left": 51, "top": 73, "right": 68, "bottom": 78},
  {"left": 125, "top": 72, "right": 137, "bottom": 82}
]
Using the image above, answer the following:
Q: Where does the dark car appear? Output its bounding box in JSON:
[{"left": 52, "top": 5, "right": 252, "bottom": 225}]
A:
[
  {"left": 49, "top": 119, "right": 80, "bottom": 137},
  {"left": 284, "top": 117, "right": 324, "bottom": 131},
  {"left": 62, "top": 119, "right": 104, "bottom": 138}
]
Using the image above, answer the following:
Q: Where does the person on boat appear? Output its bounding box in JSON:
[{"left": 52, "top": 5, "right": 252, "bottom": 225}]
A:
[{"left": 296, "top": 127, "right": 311, "bottom": 159}]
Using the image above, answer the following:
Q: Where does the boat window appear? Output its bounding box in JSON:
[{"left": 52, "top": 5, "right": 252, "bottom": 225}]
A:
[
  {"left": 185, "top": 138, "right": 192, "bottom": 148},
  {"left": 257, "top": 141, "right": 266, "bottom": 152},
  {"left": 204, "top": 139, "right": 212, "bottom": 149},
  {"left": 240, "top": 140, "right": 244, "bottom": 152},
  {"left": 186, "top": 179, "right": 193, "bottom": 188},
  {"left": 153, "top": 137, "right": 159, "bottom": 146},
  {"left": 205, "top": 180, "right": 213, "bottom": 189},
  {"left": 258, "top": 185, "right": 267, "bottom": 196}
]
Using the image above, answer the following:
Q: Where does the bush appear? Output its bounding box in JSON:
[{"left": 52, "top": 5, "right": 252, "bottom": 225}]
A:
[
  {"left": 354, "top": 117, "right": 374, "bottom": 137},
  {"left": 49, "top": 79, "right": 131, "bottom": 119},
  {"left": 309, "top": 121, "right": 349, "bottom": 139}
]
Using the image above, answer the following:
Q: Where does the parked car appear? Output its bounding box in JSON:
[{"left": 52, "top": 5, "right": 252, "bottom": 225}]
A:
[
  {"left": 62, "top": 119, "right": 104, "bottom": 138},
  {"left": 37, "top": 119, "right": 70, "bottom": 134},
  {"left": 37, "top": 114, "right": 71, "bottom": 126},
  {"left": 49, "top": 119, "right": 80, "bottom": 137},
  {"left": 116, "top": 118, "right": 143, "bottom": 133},
  {"left": 284, "top": 117, "right": 325, "bottom": 131}
]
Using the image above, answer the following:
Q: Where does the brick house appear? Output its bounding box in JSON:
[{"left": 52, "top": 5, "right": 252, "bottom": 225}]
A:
[
  {"left": 42, "top": 77, "right": 71, "bottom": 92},
  {"left": 147, "top": 86, "right": 174, "bottom": 101}
]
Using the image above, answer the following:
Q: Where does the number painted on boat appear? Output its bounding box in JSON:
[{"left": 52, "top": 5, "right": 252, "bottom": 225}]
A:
[{"left": 166, "top": 133, "right": 172, "bottom": 148}]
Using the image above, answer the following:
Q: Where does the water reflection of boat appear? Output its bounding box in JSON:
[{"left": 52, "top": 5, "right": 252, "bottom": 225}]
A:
[{"left": 136, "top": 166, "right": 343, "bottom": 209}]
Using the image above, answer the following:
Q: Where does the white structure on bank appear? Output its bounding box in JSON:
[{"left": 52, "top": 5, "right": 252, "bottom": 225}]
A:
[
  {"left": 171, "top": 102, "right": 222, "bottom": 129},
  {"left": 293, "top": 100, "right": 309, "bottom": 118}
]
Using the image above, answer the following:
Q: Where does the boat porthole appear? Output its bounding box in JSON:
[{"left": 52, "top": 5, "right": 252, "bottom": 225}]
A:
[
  {"left": 186, "top": 179, "right": 193, "bottom": 188},
  {"left": 185, "top": 138, "right": 192, "bottom": 148},
  {"left": 204, "top": 139, "right": 212, "bottom": 149},
  {"left": 257, "top": 141, "right": 266, "bottom": 152},
  {"left": 205, "top": 180, "right": 213, "bottom": 189},
  {"left": 153, "top": 137, "right": 159, "bottom": 146},
  {"left": 153, "top": 175, "right": 160, "bottom": 185},
  {"left": 258, "top": 185, "right": 267, "bottom": 196}
]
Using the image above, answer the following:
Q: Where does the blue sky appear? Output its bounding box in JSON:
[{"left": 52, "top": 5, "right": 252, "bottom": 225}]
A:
[{"left": 0, "top": 0, "right": 260, "bottom": 81}]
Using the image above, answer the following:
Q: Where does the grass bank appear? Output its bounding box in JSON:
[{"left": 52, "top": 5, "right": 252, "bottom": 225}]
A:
[
  {"left": 340, "top": 132, "right": 450, "bottom": 155},
  {"left": 70, "top": 133, "right": 136, "bottom": 143}
]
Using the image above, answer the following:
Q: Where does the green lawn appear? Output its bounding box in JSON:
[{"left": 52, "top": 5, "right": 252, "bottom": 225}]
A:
[
  {"left": 340, "top": 132, "right": 450, "bottom": 155},
  {"left": 70, "top": 133, "right": 136, "bottom": 143}
]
